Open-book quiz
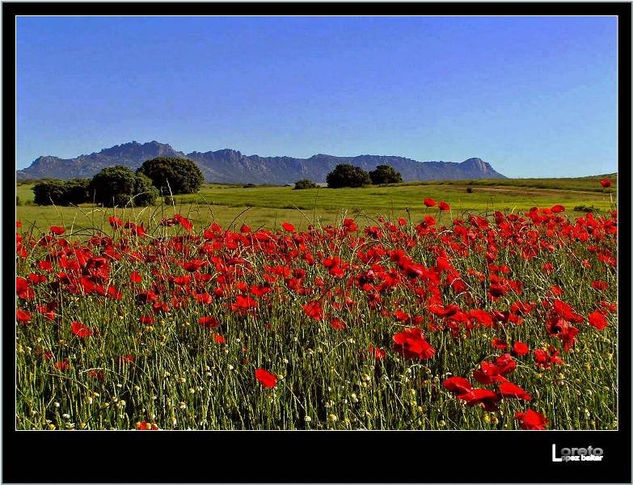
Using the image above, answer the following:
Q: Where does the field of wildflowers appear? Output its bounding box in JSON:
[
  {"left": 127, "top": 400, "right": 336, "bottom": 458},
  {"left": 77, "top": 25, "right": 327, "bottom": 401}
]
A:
[{"left": 15, "top": 185, "right": 618, "bottom": 430}]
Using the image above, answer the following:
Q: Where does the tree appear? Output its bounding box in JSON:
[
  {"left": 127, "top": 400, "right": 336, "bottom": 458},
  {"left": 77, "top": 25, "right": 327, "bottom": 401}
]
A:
[
  {"left": 294, "top": 179, "right": 318, "bottom": 190},
  {"left": 89, "top": 166, "right": 158, "bottom": 207},
  {"left": 137, "top": 157, "right": 204, "bottom": 195},
  {"left": 63, "top": 178, "right": 91, "bottom": 205},
  {"left": 369, "top": 165, "right": 403, "bottom": 185},
  {"left": 326, "top": 164, "right": 371, "bottom": 188},
  {"left": 32, "top": 178, "right": 91, "bottom": 206},
  {"left": 33, "top": 179, "right": 68, "bottom": 206}
]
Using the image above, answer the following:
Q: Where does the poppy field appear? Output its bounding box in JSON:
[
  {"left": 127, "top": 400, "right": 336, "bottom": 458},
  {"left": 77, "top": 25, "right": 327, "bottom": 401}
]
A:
[{"left": 15, "top": 189, "right": 618, "bottom": 430}]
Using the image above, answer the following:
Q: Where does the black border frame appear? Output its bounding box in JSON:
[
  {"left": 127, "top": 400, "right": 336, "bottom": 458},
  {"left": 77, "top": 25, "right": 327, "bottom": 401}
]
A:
[{"left": 4, "top": 3, "right": 631, "bottom": 483}]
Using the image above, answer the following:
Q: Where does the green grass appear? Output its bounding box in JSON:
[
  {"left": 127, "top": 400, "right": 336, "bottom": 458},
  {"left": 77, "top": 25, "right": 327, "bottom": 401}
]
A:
[{"left": 16, "top": 176, "right": 617, "bottom": 232}]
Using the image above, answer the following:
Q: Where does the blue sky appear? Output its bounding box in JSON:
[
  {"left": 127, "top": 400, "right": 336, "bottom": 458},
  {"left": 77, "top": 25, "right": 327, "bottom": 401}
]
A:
[{"left": 17, "top": 16, "right": 617, "bottom": 177}]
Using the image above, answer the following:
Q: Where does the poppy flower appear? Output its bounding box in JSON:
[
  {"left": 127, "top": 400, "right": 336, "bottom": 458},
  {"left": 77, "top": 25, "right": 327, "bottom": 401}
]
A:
[
  {"left": 438, "top": 201, "right": 450, "bottom": 211},
  {"left": 423, "top": 198, "right": 436, "bottom": 207},
  {"left": 302, "top": 300, "right": 323, "bottom": 321},
  {"left": 367, "top": 346, "right": 386, "bottom": 360},
  {"left": 16, "top": 309, "right": 31, "bottom": 324},
  {"left": 512, "top": 341, "right": 529, "bottom": 356},
  {"left": 89, "top": 369, "right": 105, "bottom": 381},
  {"left": 591, "top": 280, "right": 608, "bottom": 291},
  {"left": 50, "top": 226, "right": 65, "bottom": 235},
  {"left": 491, "top": 338, "right": 508, "bottom": 350},
  {"left": 442, "top": 376, "right": 472, "bottom": 395},
  {"left": 458, "top": 388, "right": 500, "bottom": 411},
  {"left": 551, "top": 205, "right": 565, "bottom": 213},
  {"left": 514, "top": 409, "right": 548, "bottom": 430},
  {"left": 282, "top": 222, "right": 295, "bottom": 232},
  {"left": 54, "top": 360, "right": 70, "bottom": 371},
  {"left": 600, "top": 180, "right": 612, "bottom": 188},
  {"left": 330, "top": 318, "right": 346, "bottom": 330},
  {"left": 71, "top": 321, "right": 92, "bottom": 339},
  {"left": 240, "top": 224, "right": 251, "bottom": 233},
  {"left": 139, "top": 315, "right": 155, "bottom": 325},
  {"left": 392, "top": 328, "right": 436, "bottom": 360},
  {"left": 135, "top": 421, "right": 159, "bottom": 430},
  {"left": 173, "top": 214, "right": 193, "bottom": 232},
  {"left": 255, "top": 368, "right": 277, "bottom": 388},
  {"left": 199, "top": 316, "right": 220, "bottom": 329},
  {"left": 588, "top": 310, "right": 608, "bottom": 330},
  {"left": 498, "top": 380, "right": 531, "bottom": 400},
  {"left": 108, "top": 216, "right": 123, "bottom": 229},
  {"left": 130, "top": 272, "right": 142, "bottom": 284},
  {"left": 119, "top": 354, "right": 135, "bottom": 364},
  {"left": 214, "top": 334, "right": 226, "bottom": 344}
]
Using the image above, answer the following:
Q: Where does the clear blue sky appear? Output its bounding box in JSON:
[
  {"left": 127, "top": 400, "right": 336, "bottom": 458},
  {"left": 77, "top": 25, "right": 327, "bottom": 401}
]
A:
[{"left": 17, "top": 16, "right": 617, "bottom": 177}]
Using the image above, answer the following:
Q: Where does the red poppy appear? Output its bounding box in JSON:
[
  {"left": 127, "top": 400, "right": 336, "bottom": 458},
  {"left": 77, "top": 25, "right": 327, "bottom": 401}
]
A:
[
  {"left": 367, "top": 345, "right": 386, "bottom": 360},
  {"left": 199, "top": 316, "right": 220, "bottom": 328},
  {"left": 591, "top": 280, "right": 609, "bottom": 291},
  {"left": 442, "top": 376, "right": 472, "bottom": 395},
  {"left": 139, "top": 315, "right": 155, "bottom": 325},
  {"left": 423, "top": 198, "right": 436, "bottom": 207},
  {"left": 282, "top": 222, "right": 295, "bottom": 232},
  {"left": 108, "top": 216, "right": 123, "bottom": 229},
  {"left": 512, "top": 341, "right": 529, "bottom": 356},
  {"left": 119, "top": 354, "right": 134, "bottom": 364},
  {"left": 514, "top": 409, "right": 548, "bottom": 430},
  {"left": 491, "top": 338, "right": 508, "bottom": 350},
  {"left": 16, "top": 309, "right": 31, "bottom": 323},
  {"left": 173, "top": 214, "right": 193, "bottom": 232},
  {"left": 135, "top": 421, "right": 158, "bottom": 430},
  {"left": 438, "top": 201, "right": 450, "bottom": 211},
  {"left": 71, "top": 321, "right": 92, "bottom": 339},
  {"left": 130, "top": 272, "right": 142, "bottom": 284},
  {"left": 240, "top": 224, "right": 251, "bottom": 233},
  {"left": 89, "top": 369, "right": 105, "bottom": 381},
  {"left": 392, "top": 328, "right": 436, "bottom": 360},
  {"left": 551, "top": 205, "right": 565, "bottom": 213},
  {"left": 181, "top": 259, "right": 206, "bottom": 272},
  {"left": 255, "top": 368, "right": 277, "bottom": 388},
  {"left": 214, "top": 334, "right": 226, "bottom": 344},
  {"left": 50, "top": 226, "right": 65, "bottom": 235},
  {"left": 498, "top": 380, "right": 531, "bottom": 400},
  {"left": 302, "top": 300, "right": 323, "bottom": 321},
  {"left": 600, "top": 179, "right": 612, "bottom": 188},
  {"left": 54, "top": 360, "right": 70, "bottom": 371},
  {"left": 458, "top": 388, "right": 500, "bottom": 411},
  {"left": 588, "top": 310, "right": 608, "bottom": 330},
  {"left": 330, "top": 318, "right": 346, "bottom": 330}
]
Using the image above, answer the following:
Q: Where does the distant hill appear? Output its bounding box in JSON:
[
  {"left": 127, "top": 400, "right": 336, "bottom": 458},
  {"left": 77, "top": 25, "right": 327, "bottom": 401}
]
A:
[{"left": 16, "top": 141, "right": 507, "bottom": 184}]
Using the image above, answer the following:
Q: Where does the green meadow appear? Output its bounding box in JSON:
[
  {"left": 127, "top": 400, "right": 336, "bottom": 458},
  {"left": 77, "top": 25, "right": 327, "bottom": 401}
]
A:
[{"left": 16, "top": 175, "right": 617, "bottom": 233}]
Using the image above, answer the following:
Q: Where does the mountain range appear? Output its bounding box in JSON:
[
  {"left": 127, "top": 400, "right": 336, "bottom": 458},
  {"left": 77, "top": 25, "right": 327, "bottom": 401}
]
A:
[{"left": 16, "top": 141, "right": 506, "bottom": 184}]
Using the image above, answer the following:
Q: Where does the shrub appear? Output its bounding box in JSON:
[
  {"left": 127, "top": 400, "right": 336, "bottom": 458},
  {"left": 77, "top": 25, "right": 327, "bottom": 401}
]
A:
[
  {"left": 89, "top": 166, "right": 158, "bottom": 207},
  {"left": 369, "top": 165, "right": 403, "bottom": 185},
  {"left": 294, "top": 179, "right": 318, "bottom": 190},
  {"left": 137, "top": 157, "right": 204, "bottom": 195},
  {"left": 326, "top": 164, "right": 371, "bottom": 188}
]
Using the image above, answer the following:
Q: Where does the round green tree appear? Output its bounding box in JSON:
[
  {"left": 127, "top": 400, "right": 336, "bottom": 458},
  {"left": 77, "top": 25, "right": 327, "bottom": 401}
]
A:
[
  {"left": 89, "top": 166, "right": 158, "bottom": 207},
  {"left": 369, "top": 165, "right": 403, "bottom": 185},
  {"left": 326, "top": 164, "right": 371, "bottom": 188},
  {"left": 137, "top": 157, "right": 204, "bottom": 195}
]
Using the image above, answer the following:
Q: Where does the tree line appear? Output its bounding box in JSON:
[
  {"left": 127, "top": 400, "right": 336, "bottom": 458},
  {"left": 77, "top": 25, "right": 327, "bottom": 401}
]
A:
[
  {"left": 32, "top": 157, "right": 204, "bottom": 207},
  {"left": 31, "top": 158, "right": 404, "bottom": 206}
]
